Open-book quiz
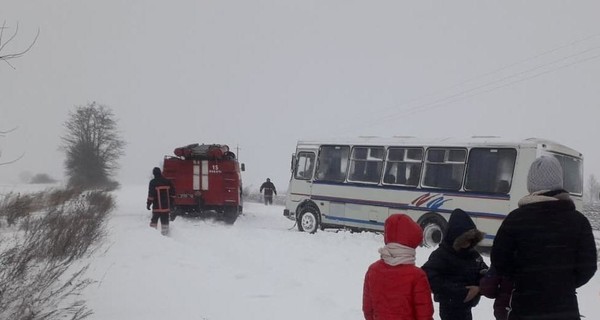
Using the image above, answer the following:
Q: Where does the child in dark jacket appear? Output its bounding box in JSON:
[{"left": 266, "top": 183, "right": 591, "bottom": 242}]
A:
[
  {"left": 479, "top": 266, "right": 514, "bottom": 320},
  {"left": 422, "top": 209, "right": 488, "bottom": 320},
  {"left": 362, "top": 213, "right": 434, "bottom": 320}
]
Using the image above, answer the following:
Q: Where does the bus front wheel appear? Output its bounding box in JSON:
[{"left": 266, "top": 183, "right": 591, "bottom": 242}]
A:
[
  {"left": 297, "top": 207, "right": 320, "bottom": 234},
  {"left": 419, "top": 214, "right": 447, "bottom": 248}
]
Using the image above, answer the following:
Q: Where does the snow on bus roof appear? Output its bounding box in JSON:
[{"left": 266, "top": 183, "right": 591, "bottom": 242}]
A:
[{"left": 296, "top": 136, "right": 581, "bottom": 156}]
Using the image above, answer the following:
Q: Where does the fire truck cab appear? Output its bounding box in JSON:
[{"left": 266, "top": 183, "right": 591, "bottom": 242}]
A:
[{"left": 162, "top": 143, "right": 244, "bottom": 224}]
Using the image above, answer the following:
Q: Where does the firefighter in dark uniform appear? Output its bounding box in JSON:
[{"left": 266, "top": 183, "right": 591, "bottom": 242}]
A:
[
  {"left": 260, "top": 178, "right": 277, "bottom": 205},
  {"left": 147, "top": 167, "right": 175, "bottom": 235}
]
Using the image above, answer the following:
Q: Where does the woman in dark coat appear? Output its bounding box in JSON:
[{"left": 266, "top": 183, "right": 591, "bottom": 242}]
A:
[
  {"left": 491, "top": 156, "right": 597, "bottom": 320},
  {"left": 422, "top": 208, "right": 488, "bottom": 320}
]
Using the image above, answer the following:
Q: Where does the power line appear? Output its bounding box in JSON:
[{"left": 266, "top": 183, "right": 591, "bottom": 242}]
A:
[
  {"left": 337, "top": 33, "right": 600, "bottom": 134},
  {"left": 384, "top": 46, "right": 600, "bottom": 119},
  {"left": 393, "top": 50, "right": 600, "bottom": 122}
]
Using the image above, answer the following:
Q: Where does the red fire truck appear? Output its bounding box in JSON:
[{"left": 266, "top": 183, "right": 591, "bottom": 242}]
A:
[{"left": 162, "top": 143, "right": 244, "bottom": 224}]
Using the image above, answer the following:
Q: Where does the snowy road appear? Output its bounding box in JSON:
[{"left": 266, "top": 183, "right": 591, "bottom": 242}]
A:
[{"left": 79, "top": 185, "right": 600, "bottom": 320}]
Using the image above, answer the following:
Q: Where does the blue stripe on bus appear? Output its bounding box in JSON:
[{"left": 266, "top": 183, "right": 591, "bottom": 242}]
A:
[
  {"left": 311, "top": 180, "right": 510, "bottom": 201},
  {"left": 323, "top": 215, "right": 385, "bottom": 226},
  {"left": 302, "top": 194, "right": 507, "bottom": 220},
  {"left": 321, "top": 214, "right": 498, "bottom": 240}
]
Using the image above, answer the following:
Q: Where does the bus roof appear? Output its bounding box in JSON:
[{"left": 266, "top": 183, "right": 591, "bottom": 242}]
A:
[{"left": 296, "top": 136, "right": 583, "bottom": 157}]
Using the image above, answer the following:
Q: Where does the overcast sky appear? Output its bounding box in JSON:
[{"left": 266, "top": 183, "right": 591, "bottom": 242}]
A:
[{"left": 1, "top": 1, "right": 600, "bottom": 191}]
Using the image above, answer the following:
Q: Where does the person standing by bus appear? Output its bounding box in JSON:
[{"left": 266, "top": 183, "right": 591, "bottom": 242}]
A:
[
  {"left": 422, "top": 208, "right": 487, "bottom": 320},
  {"left": 362, "top": 213, "right": 434, "bottom": 320},
  {"left": 147, "top": 167, "right": 175, "bottom": 235},
  {"left": 491, "top": 156, "right": 597, "bottom": 320},
  {"left": 260, "top": 178, "right": 277, "bottom": 205}
]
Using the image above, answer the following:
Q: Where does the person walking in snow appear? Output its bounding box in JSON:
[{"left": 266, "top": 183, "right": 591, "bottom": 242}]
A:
[
  {"left": 491, "top": 156, "right": 597, "bottom": 320},
  {"left": 422, "top": 208, "right": 488, "bottom": 320},
  {"left": 362, "top": 213, "right": 434, "bottom": 320},
  {"left": 147, "top": 167, "right": 175, "bottom": 235},
  {"left": 259, "top": 178, "right": 277, "bottom": 205}
]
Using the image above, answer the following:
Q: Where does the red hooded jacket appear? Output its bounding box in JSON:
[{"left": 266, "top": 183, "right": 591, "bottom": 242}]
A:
[{"left": 362, "top": 214, "right": 434, "bottom": 320}]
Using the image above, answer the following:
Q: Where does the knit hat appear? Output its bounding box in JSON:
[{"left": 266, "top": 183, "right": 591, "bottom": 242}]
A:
[
  {"left": 527, "top": 156, "right": 563, "bottom": 193},
  {"left": 152, "top": 167, "right": 162, "bottom": 177}
]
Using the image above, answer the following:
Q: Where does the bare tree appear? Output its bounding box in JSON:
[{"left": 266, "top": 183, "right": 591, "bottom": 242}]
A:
[
  {"left": 587, "top": 174, "right": 600, "bottom": 204},
  {"left": 61, "top": 102, "right": 125, "bottom": 190},
  {"left": 0, "top": 127, "right": 25, "bottom": 166},
  {"left": 0, "top": 21, "right": 39, "bottom": 69},
  {"left": 1, "top": 21, "right": 38, "bottom": 164}
]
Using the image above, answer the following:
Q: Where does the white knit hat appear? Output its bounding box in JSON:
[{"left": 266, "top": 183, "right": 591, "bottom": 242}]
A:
[{"left": 527, "top": 156, "right": 564, "bottom": 193}]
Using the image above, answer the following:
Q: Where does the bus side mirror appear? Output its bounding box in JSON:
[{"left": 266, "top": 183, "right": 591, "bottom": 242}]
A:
[{"left": 241, "top": 163, "right": 245, "bottom": 172}]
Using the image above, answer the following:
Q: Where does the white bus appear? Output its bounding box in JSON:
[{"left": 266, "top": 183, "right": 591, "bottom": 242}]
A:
[{"left": 282, "top": 137, "right": 583, "bottom": 247}]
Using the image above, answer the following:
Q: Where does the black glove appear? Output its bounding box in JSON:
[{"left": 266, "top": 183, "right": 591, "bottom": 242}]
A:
[{"left": 146, "top": 203, "right": 151, "bottom": 210}]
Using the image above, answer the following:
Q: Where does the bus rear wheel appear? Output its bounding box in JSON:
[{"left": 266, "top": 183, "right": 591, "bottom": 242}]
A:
[
  {"left": 297, "top": 207, "right": 319, "bottom": 234},
  {"left": 419, "top": 214, "right": 447, "bottom": 248}
]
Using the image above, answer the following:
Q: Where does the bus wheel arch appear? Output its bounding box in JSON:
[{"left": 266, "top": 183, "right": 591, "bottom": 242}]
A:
[
  {"left": 296, "top": 202, "right": 321, "bottom": 234},
  {"left": 417, "top": 213, "right": 448, "bottom": 248}
]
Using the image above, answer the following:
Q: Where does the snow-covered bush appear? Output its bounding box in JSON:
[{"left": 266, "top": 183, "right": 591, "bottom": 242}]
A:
[
  {"left": 29, "top": 173, "right": 58, "bottom": 184},
  {"left": 0, "top": 188, "right": 114, "bottom": 320},
  {"left": 583, "top": 203, "right": 600, "bottom": 231}
]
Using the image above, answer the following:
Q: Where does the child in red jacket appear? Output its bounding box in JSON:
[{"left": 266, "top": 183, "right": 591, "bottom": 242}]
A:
[{"left": 362, "top": 214, "right": 434, "bottom": 320}]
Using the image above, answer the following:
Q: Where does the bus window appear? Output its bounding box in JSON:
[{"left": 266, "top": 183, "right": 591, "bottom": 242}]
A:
[
  {"left": 295, "top": 152, "right": 316, "bottom": 180},
  {"left": 465, "top": 148, "right": 516, "bottom": 194},
  {"left": 315, "top": 145, "right": 350, "bottom": 182},
  {"left": 551, "top": 153, "right": 583, "bottom": 195},
  {"left": 383, "top": 147, "right": 423, "bottom": 187},
  {"left": 348, "top": 146, "right": 385, "bottom": 183},
  {"left": 423, "top": 148, "right": 466, "bottom": 190}
]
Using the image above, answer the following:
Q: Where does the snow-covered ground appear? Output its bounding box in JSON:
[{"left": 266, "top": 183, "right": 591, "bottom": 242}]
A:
[{"left": 3, "top": 184, "right": 599, "bottom": 319}]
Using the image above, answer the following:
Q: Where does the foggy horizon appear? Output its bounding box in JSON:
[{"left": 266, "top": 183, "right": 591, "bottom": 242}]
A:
[{"left": 2, "top": 1, "right": 600, "bottom": 192}]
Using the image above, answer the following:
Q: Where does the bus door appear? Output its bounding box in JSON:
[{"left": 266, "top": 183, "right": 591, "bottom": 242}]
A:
[
  {"left": 290, "top": 151, "right": 317, "bottom": 200},
  {"left": 344, "top": 202, "right": 387, "bottom": 230}
]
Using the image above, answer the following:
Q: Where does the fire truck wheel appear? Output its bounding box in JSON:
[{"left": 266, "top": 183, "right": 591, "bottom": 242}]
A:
[
  {"left": 170, "top": 208, "right": 182, "bottom": 222},
  {"left": 223, "top": 207, "right": 239, "bottom": 225},
  {"left": 298, "top": 207, "right": 319, "bottom": 234}
]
